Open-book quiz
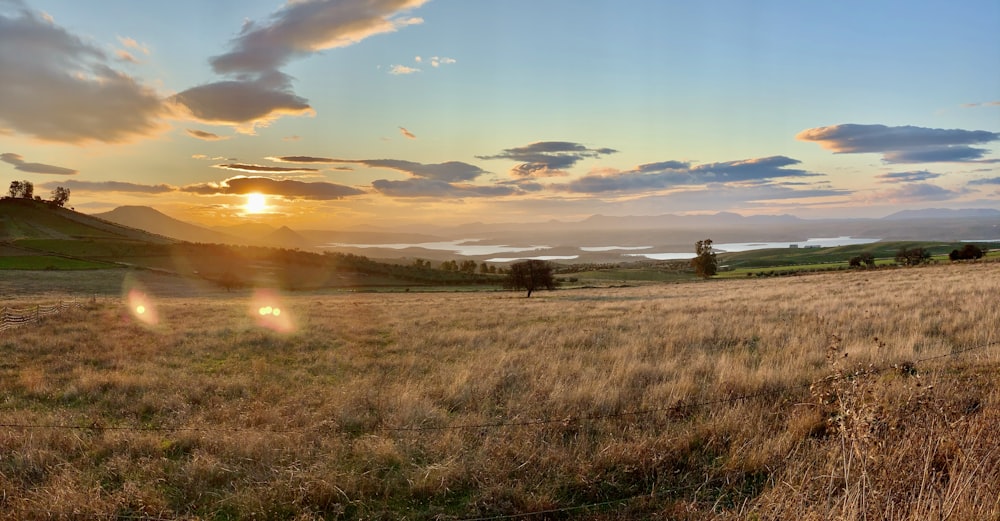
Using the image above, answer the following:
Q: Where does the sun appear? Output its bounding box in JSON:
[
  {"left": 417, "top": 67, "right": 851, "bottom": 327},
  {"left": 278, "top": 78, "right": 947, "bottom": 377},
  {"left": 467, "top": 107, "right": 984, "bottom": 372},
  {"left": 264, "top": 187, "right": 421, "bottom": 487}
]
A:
[{"left": 244, "top": 193, "right": 268, "bottom": 214}]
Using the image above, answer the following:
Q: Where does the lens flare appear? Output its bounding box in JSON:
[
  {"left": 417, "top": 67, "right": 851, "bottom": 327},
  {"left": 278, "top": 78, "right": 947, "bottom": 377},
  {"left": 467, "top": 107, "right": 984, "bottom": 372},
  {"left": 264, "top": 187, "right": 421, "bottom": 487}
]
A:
[
  {"left": 126, "top": 289, "right": 158, "bottom": 326},
  {"left": 250, "top": 289, "right": 293, "bottom": 333}
]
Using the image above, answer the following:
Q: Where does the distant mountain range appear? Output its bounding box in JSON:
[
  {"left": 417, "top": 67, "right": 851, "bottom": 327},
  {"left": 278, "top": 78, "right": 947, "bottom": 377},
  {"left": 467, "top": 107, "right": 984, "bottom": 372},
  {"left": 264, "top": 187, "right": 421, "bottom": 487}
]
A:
[
  {"left": 80, "top": 204, "right": 1000, "bottom": 263},
  {"left": 881, "top": 208, "right": 1000, "bottom": 220}
]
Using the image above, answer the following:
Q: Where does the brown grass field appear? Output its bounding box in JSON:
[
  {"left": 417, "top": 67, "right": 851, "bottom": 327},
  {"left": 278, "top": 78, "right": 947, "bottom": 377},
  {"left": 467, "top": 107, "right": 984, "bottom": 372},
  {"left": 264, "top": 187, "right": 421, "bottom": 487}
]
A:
[{"left": 1, "top": 262, "right": 999, "bottom": 520}]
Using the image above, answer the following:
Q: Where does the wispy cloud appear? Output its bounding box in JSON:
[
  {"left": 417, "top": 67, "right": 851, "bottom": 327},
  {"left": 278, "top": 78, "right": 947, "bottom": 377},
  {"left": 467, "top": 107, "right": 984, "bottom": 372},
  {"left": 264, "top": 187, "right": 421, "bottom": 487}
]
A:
[
  {"left": 554, "top": 156, "right": 820, "bottom": 193},
  {"left": 399, "top": 127, "right": 416, "bottom": 139},
  {"left": 0, "top": 152, "right": 78, "bottom": 175},
  {"left": 372, "top": 178, "right": 519, "bottom": 198},
  {"left": 0, "top": 6, "right": 167, "bottom": 143},
  {"left": 272, "top": 156, "right": 488, "bottom": 182},
  {"left": 428, "top": 56, "right": 455, "bottom": 67},
  {"left": 185, "top": 129, "right": 229, "bottom": 141},
  {"left": 874, "top": 170, "right": 943, "bottom": 183},
  {"left": 271, "top": 155, "right": 507, "bottom": 198},
  {"left": 213, "top": 163, "right": 320, "bottom": 174},
  {"left": 874, "top": 183, "right": 965, "bottom": 202},
  {"left": 961, "top": 101, "right": 1000, "bottom": 108},
  {"left": 209, "top": 0, "right": 427, "bottom": 76},
  {"left": 389, "top": 64, "right": 420, "bottom": 75},
  {"left": 797, "top": 124, "right": 1000, "bottom": 163},
  {"left": 173, "top": 0, "right": 428, "bottom": 131},
  {"left": 969, "top": 176, "right": 1000, "bottom": 185},
  {"left": 43, "top": 179, "right": 174, "bottom": 193},
  {"left": 181, "top": 176, "right": 365, "bottom": 200},
  {"left": 115, "top": 36, "right": 149, "bottom": 64},
  {"left": 477, "top": 141, "right": 618, "bottom": 177}
]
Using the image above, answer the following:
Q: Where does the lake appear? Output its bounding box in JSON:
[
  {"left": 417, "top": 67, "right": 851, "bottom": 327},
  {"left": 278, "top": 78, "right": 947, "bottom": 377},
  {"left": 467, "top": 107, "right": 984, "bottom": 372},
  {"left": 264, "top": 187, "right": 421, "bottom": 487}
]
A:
[{"left": 325, "top": 236, "right": 881, "bottom": 261}]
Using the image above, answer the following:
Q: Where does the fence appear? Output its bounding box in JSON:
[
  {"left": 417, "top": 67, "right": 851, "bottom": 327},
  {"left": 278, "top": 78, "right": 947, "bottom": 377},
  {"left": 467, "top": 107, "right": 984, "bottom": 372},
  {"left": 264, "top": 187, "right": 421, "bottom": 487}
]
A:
[{"left": 0, "top": 300, "right": 83, "bottom": 332}]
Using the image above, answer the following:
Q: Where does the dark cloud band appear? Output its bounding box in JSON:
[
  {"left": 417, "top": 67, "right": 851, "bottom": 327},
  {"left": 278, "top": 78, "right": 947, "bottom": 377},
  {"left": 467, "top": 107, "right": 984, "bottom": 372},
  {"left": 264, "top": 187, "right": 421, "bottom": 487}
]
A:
[
  {"left": 1, "top": 153, "right": 78, "bottom": 175},
  {"left": 797, "top": 124, "right": 999, "bottom": 164}
]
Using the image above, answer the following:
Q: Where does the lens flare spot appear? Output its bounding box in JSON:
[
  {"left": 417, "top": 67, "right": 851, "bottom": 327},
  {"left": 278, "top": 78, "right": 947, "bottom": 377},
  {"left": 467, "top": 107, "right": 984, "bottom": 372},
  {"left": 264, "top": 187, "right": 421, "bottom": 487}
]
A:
[
  {"left": 250, "top": 289, "right": 294, "bottom": 333},
  {"left": 126, "top": 289, "right": 158, "bottom": 326}
]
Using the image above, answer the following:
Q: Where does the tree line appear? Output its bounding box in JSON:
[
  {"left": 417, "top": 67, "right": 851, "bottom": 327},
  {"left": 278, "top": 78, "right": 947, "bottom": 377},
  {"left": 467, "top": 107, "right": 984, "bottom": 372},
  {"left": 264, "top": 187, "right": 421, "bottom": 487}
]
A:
[{"left": 6, "top": 180, "right": 71, "bottom": 207}]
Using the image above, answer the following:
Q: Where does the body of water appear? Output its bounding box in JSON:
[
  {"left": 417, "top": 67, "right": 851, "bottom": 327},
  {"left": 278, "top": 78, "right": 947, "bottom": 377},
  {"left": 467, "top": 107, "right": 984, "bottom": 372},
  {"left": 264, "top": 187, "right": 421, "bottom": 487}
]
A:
[
  {"left": 325, "top": 239, "right": 549, "bottom": 256},
  {"left": 325, "top": 236, "right": 881, "bottom": 261},
  {"left": 626, "top": 237, "right": 881, "bottom": 260}
]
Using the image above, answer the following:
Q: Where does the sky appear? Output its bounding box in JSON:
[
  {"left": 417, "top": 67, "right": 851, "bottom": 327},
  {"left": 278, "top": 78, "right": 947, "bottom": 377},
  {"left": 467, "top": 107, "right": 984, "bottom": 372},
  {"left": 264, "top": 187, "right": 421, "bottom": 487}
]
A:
[{"left": 1, "top": 0, "right": 999, "bottom": 230}]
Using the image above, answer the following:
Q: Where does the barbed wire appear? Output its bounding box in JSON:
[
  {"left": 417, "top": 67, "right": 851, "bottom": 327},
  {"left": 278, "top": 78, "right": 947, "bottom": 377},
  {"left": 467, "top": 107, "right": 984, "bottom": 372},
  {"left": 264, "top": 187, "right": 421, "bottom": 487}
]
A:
[{"left": 0, "top": 300, "right": 84, "bottom": 332}]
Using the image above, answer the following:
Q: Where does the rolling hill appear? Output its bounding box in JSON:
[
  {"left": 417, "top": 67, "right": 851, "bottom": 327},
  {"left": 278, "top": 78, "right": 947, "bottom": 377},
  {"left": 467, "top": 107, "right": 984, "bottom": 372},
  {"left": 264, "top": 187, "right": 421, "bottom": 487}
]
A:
[
  {"left": 0, "top": 198, "right": 498, "bottom": 290},
  {"left": 0, "top": 198, "right": 173, "bottom": 243},
  {"left": 92, "top": 205, "right": 239, "bottom": 244}
]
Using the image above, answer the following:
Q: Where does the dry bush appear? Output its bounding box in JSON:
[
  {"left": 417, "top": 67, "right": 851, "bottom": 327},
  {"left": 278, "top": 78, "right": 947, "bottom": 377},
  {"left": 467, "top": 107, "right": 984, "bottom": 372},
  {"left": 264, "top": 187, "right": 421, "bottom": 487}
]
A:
[{"left": 0, "top": 262, "right": 997, "bottom": 519}]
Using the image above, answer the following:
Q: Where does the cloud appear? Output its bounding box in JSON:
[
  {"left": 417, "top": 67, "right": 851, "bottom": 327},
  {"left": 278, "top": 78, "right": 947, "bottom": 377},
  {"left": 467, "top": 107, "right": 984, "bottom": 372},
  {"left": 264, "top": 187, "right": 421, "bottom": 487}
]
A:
[
  {"left": 389, "top": 64, "right": 420, "bottom": 75},
  {"left": 272, "top": 156, "right": 488, "bottom": 182},
  {"left": 283, "top": 135, "right": 301, "bottom": 141},
  {"left": 185, "top": 129, "right": 229, "bottom": 141},
  {"left": 270, "top": 154, "right": 507, "bottom": 198},
  {"left": 0, "top": 6, "right": 167, "bottom": 143},
  {"left": 962, "top": 101, "right": 1000, "bottom": 108},
  {"left": 874, "top": 170, "right": 943, "bottom": 183},
  {"left": 43, "top": 179, "right": 174, "bottom": 193},
  {"left": 429, "top": 56, "right": 455, "bottom": 68},
  {"left": 115, "top": 49, "right": 139, "bottom": 63},
  {"left": 213, "top": 163, "right": 320, "bottom": 174},
  {"left": 114, "top": 36, "right": 150, "bottom": 64},
  {"left": 969, "top": 177, "right": 1000, "bottom": 185},
  {"left": 796, "top": 124, "right": 1000, "bottom": 163},
  {"left": 876, "top": 183, "right": 964, "bottom": 202},
  {"left": 371, "top": 178, "right": 520, "bottom": 198},
  {"left": 175, "top": 0, "right": 427, "bottom": 131},
  {"left": 477, "top": 141, "right": 618, "bottom": 177},
  {"left": 412, "top": 55, "right": 455, "bottom": 68},
  {"left": 557, "top": 156, "right": 820, "bottom": 193},
  {"left": 399, "top": 127, "right": 416, "bottom": 139},
  {"left": 269, "top": 155, "right": 334, "bottom": 163},
  {"left": 172, "top": 73, "right": 313, "bottom": 133},
  {"left": 181, "top": 176, "right": 364, "bottom": 200},
  {"left": 0, "top": 152, "right": 77, "bottom": 175},
  {"left": 209, "top": 0, "right": 427, "bottom": 76}
]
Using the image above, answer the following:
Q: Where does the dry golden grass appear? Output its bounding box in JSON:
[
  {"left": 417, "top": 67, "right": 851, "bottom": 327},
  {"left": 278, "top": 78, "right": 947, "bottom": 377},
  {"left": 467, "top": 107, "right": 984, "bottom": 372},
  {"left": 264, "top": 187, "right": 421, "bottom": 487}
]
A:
[{"left": 0, "top": 262, "right": 998, "bottom": 519}]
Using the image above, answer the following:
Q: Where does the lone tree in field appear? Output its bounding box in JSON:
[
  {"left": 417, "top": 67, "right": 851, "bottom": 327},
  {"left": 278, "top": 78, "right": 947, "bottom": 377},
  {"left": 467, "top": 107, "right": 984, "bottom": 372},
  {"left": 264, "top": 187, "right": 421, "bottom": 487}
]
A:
[
  {"left": 849, "top": 252, "right": 876, "bottom": 268},
  {"left": 691, "top": 239, "right": 718, "bottom": 279},
  {"left": 504, "top": 259, "right": 555, "bottom": 297},
  {"left": 949, "top": 244, "right": 985, "bottom": 261},
  {"left": 895, "top": 247, "right": 931, "bottom": 266}
]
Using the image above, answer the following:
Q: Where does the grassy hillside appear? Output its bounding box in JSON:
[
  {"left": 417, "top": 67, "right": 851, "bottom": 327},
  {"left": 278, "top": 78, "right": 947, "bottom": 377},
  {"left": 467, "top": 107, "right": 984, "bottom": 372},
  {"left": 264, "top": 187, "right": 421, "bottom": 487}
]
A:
[
  {"left": 0, "top": 197, "right": 174, "bottom": 243},
  {"left": 1, "top": 262, "right": 997, "bottom": 519},
  {"left": 0, "top": 199, "right": 499, "bottom": 289},
  {"left": 718, "top": 240, "right": 1000, "bottom": 269}
]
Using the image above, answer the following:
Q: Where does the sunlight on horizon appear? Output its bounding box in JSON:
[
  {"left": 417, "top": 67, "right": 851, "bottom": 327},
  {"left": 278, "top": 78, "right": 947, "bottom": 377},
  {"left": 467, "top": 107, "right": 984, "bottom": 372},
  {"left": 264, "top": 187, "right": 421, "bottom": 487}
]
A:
[{"left": 244, "top": 193, "right": 268, "bottom": 214}]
